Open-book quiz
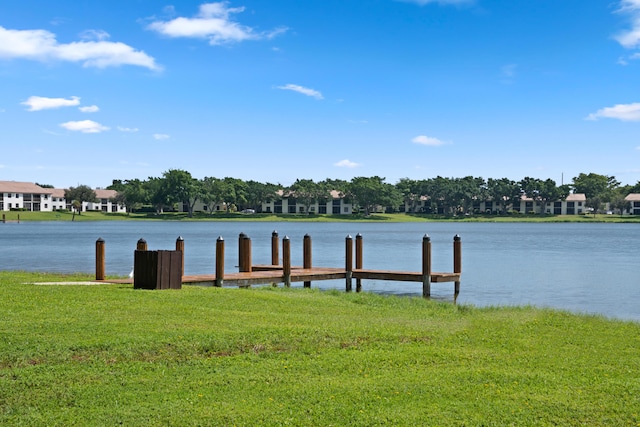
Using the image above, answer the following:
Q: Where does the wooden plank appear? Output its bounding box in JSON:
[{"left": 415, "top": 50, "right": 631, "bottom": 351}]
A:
[
  {"left": 106, "top": 267, "right": 459, "bottom": 287},
  {"left": 353, "top": 269, "right": 460, "bottom": 283}
]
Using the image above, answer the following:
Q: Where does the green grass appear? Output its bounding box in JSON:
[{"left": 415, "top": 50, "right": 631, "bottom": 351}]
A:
[
  {"left": 4, "top": 210, "right": 640, "bottom": 223},
  {"left": 1, "top": 271, "right": 639, "bottom": 426}
]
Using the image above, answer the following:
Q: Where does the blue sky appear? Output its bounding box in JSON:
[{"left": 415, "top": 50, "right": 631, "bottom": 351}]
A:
[{"left": 1, "top": 0, "right": 640, "bottom": 188}]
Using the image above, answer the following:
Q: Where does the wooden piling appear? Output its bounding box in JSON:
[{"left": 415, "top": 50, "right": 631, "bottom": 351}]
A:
[
  {"left": 175, "top": 236, "right": 184, "bottom": 277},
  {"left": 215, "top": 236, "right": 224, "bottom": 287},
  {"left": 453, "top": 234, "right": 462, "bottom": 294},
  {"left": 137, "top": 238, "right": 147, "bottom": 251},
  {"left": 271, "top": 230, "right": 279, "bottom": 265},
  {"left": 345, "top": 235, "right": 353, "bottom": 292},
  {"left": 303, "top": 234, "right": 312, "bottom": 288},
  {"left": 355, "top": 233, "right": 363, "bottom": 292},
  {"left": 239, "top": 234, "right": 252, "bottom": 273},
  {"left": 238, "top": 233, "right": 246, "bottom": 271},
  {"left": 95, "top": 238, "right": 105, "bottom": 281},
  {"left": 283, "top": 236, "right": 291, "bottom": 287},
  {"left": 422, "top": 234, "right": 432, "bottom": 297}
]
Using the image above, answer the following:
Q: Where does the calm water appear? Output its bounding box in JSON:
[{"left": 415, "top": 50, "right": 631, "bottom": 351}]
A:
[{"left": 1, "top": 221, "right": 638, "bottom": 321}]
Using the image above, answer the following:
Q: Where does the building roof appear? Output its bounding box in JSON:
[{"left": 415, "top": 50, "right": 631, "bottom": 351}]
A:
[
  {"left": 625, "top": 193, "right": 640, "bottom": 202},
  {"left": 0, "top": 180, "right": 52, "bottom": 194},
  {"left": 95, "top": 189, "right": 118, "bottom": 199},
  {"left": 566, "top": 193, "right": 586, "bottom": 202}
]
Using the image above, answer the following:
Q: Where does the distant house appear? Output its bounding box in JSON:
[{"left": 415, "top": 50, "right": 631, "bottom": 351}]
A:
[
  {"left": 0, "top": 181, "right": 125, "bottom": 213},
  {"left": 262, "top": 190, "right": 353, "bottom": 215},
  {"left": 400, "top": 193, "right": 588, "bottom": 215},
  {"left": 625, "top": 194, "right": 640, "bottom": 215},
  {"left": 0, "top": 181, "right": 54, "bottom": 212}
]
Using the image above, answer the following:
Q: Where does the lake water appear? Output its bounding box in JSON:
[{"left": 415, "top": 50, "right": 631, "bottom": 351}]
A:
[{"left": 1, "top": 221, "right": 638, "bottom": 322}]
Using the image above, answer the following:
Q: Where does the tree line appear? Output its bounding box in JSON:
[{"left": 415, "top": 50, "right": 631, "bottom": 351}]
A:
[{"left": 88, "top": 170, "right": 640, "bottom": 217}]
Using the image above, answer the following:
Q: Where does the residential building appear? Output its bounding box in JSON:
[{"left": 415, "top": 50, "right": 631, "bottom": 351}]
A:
[
  {"left": 625, "top": 194, "right": 640, "bottom": 215},
  {"left": 0, "top": 181, "right": 125, "bottom": 213},
  {"left": 261, "top": 190, "right": 353, "bottom": 215}
]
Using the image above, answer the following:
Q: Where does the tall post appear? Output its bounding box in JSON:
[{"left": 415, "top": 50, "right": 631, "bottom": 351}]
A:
[
  {"left": 215, "top": 236, "right": 225, "bottom": 287},
  {"left": 95, "top": 238, "right": 105, "bottom": 281},
  {"left": 283, "top": 236, "right": 291, "bottom": 287},
  {"left": 271, "top": 230, "right": 279, "bottom": 265},
  {"left": 175, "top": 236, "right": 184, "bottom": 277},
  {"left": 345, "top": 235, "right": 353, "bottom": 292},
  {"left": 238, "top": 233, "right": 246, "bottom": 272},
  {"left": 137, "top": 238, "right": 147, "bottom": 251},
  {"left": 303, "top": 234, "right": 312, "bottom": 288},
  {"left": 240, "top": 234, "right": 252, "bottom": 273},
  {"left": 355, "top": 233, "right": 363, "bottom": 292},
  {"left": 453, "top": 234, "right": 462, "bottom": 295},
  {"left": 422, "top": 234, "right": 432, "bottom": 297}
]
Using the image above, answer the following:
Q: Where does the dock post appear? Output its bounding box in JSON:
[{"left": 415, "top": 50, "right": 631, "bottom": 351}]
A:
[
  {"left": 176, "top": 236, "right": 184, "bottom": 277},
  {"left": 238, "top": 233, "right": 246, "bottom": 272},
  {"left": 239, "top": 234, "right": 252, "bottom": 273},
  {"left": 303, "top": 234, "right": 312, "bottom": 288},
  {"left": 137, "top": 238, "right": 147, "bottom": 251},
  {"left": 271, "top": 230, "right": 279, "bottom": 266},
  {"left": 215, "top": 236, "right": 224, "bottom": 287},
  {"left": 453, "top": 234, "right": 462, "bottom": 295},
  {"left": 95, "top": 238, "right": 105, "bottom": 281},
  {"left": 345, "top": 235, "right": 353, "bottom": 292},
  {"left": 422, "top": 234, "right": 432, "bottom": 297},
  {"left": 283, "top": 236, "right": 291, "bottom": 287},
  {"left": 355, "top": 233, "right": 363, "bottom": 292}
]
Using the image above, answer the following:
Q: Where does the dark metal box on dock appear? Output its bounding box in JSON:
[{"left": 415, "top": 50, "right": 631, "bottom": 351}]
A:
[{"left": 134, "top": 250, "right": 182, "bottom": 290}]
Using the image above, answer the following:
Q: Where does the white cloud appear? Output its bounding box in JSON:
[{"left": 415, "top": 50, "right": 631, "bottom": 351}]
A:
[
  {"left": 147, "top": 2, "right": 287, "bottom": 45},
  {"left": 615, "top": 0, "right": 640, "bottom": 51},
  {"left": 334, "top": 159, "right": 361, "bottom": 168},
  {"left": 277, "top": 84, "right": 323, "bottom": 100},
  {"left": 411, "top": 135, "right": 448, "bottom": 146},
  {"left": 79, "top": 105, "right": 99, "bottom": 113},
  {"left": 118, "top": 126, "right": 139, "bottom": 132},
  {"left": 0, "top": 25, "right": 160, "bottom": 70},
  {"left": 586, "top": 103, "right": 640, "bottom": 121},
  {"left": 22, "top": 96, "right": 80, "bottom": 111},
  {"left": 153, "top": 133, "right": 170, "bottom": 140},
  {"left": 60, "top": 120, "right": 110, "bottom": 133}
]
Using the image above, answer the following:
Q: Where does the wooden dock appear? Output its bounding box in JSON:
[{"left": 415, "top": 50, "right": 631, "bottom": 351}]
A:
[{"left": 97, "top": 232, "right": 462, "bottom": 297}]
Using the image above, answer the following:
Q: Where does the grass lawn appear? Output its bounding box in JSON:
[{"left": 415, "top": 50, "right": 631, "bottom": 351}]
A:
[
  {"left": 1, "top": 271, "right": 639, "bottom": 426},
  {"left": 3, "top": 210, "right": 640, "bottom": 223}
]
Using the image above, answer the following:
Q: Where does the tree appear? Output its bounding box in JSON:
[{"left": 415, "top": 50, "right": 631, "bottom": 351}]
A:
[
  {"left": 162, "top": 169, "right": 202, "bottom": 217},
  {"left": 220, "top": 177, "right": 248, "bottom": 212},
  {"left": 396, "top": 178, "right": 423, "bottom": 213},
  {"left": 108, "top": 179, "right": 147, "bottom": 214},
  {"left": 571, "top": 173, "right": 619, "bottom": 200},
  {"left": 487, "top": 178, "right": 521, "bottom": 214},
  {"left": 64, "top": 185, "right": 97, "bottom": 216},
  {"left": 145, "top": 177, "right": 171, "bottom": 213},
  {"left": 245, "top": 180, "right": 281, "bottom": 212},
  {"left": 348, "top": 176, "right": 402, "bottom": 215},
  {"left": 288, "top": 179, "right": 331, "bottom": 215}
]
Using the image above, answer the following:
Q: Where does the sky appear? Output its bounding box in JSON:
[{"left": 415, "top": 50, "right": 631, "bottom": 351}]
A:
[{"left": 1, "top": 0, "right": 640, "bottom": 189}]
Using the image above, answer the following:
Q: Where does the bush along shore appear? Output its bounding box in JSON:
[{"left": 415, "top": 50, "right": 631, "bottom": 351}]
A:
[
  {"left": 1, "top": 271, "right": 639, "bottom": 426},
  {"left": 3, "top": 210, "right": 640, "bottom": 223}
]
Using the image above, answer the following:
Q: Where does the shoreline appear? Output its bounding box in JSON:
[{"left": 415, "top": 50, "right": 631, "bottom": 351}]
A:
[{"left": 3, "top": 211, "right": 640, "bottom": 223}]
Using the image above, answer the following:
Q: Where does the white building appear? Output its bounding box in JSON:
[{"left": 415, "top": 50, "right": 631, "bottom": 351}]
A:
[
  {"left": 262, "top": 190, "right": 353, "bottom": 215},
  {"left": 0, "top": 181, "right": 125, "bottom": 213},
  {"left": 625, "top": 194, "right": 640, "bottom": 215}
]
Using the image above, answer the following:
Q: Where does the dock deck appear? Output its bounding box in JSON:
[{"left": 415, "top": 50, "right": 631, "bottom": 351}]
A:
[{"left": 101, "top": 267, "right": 460, "bottom": 288}]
